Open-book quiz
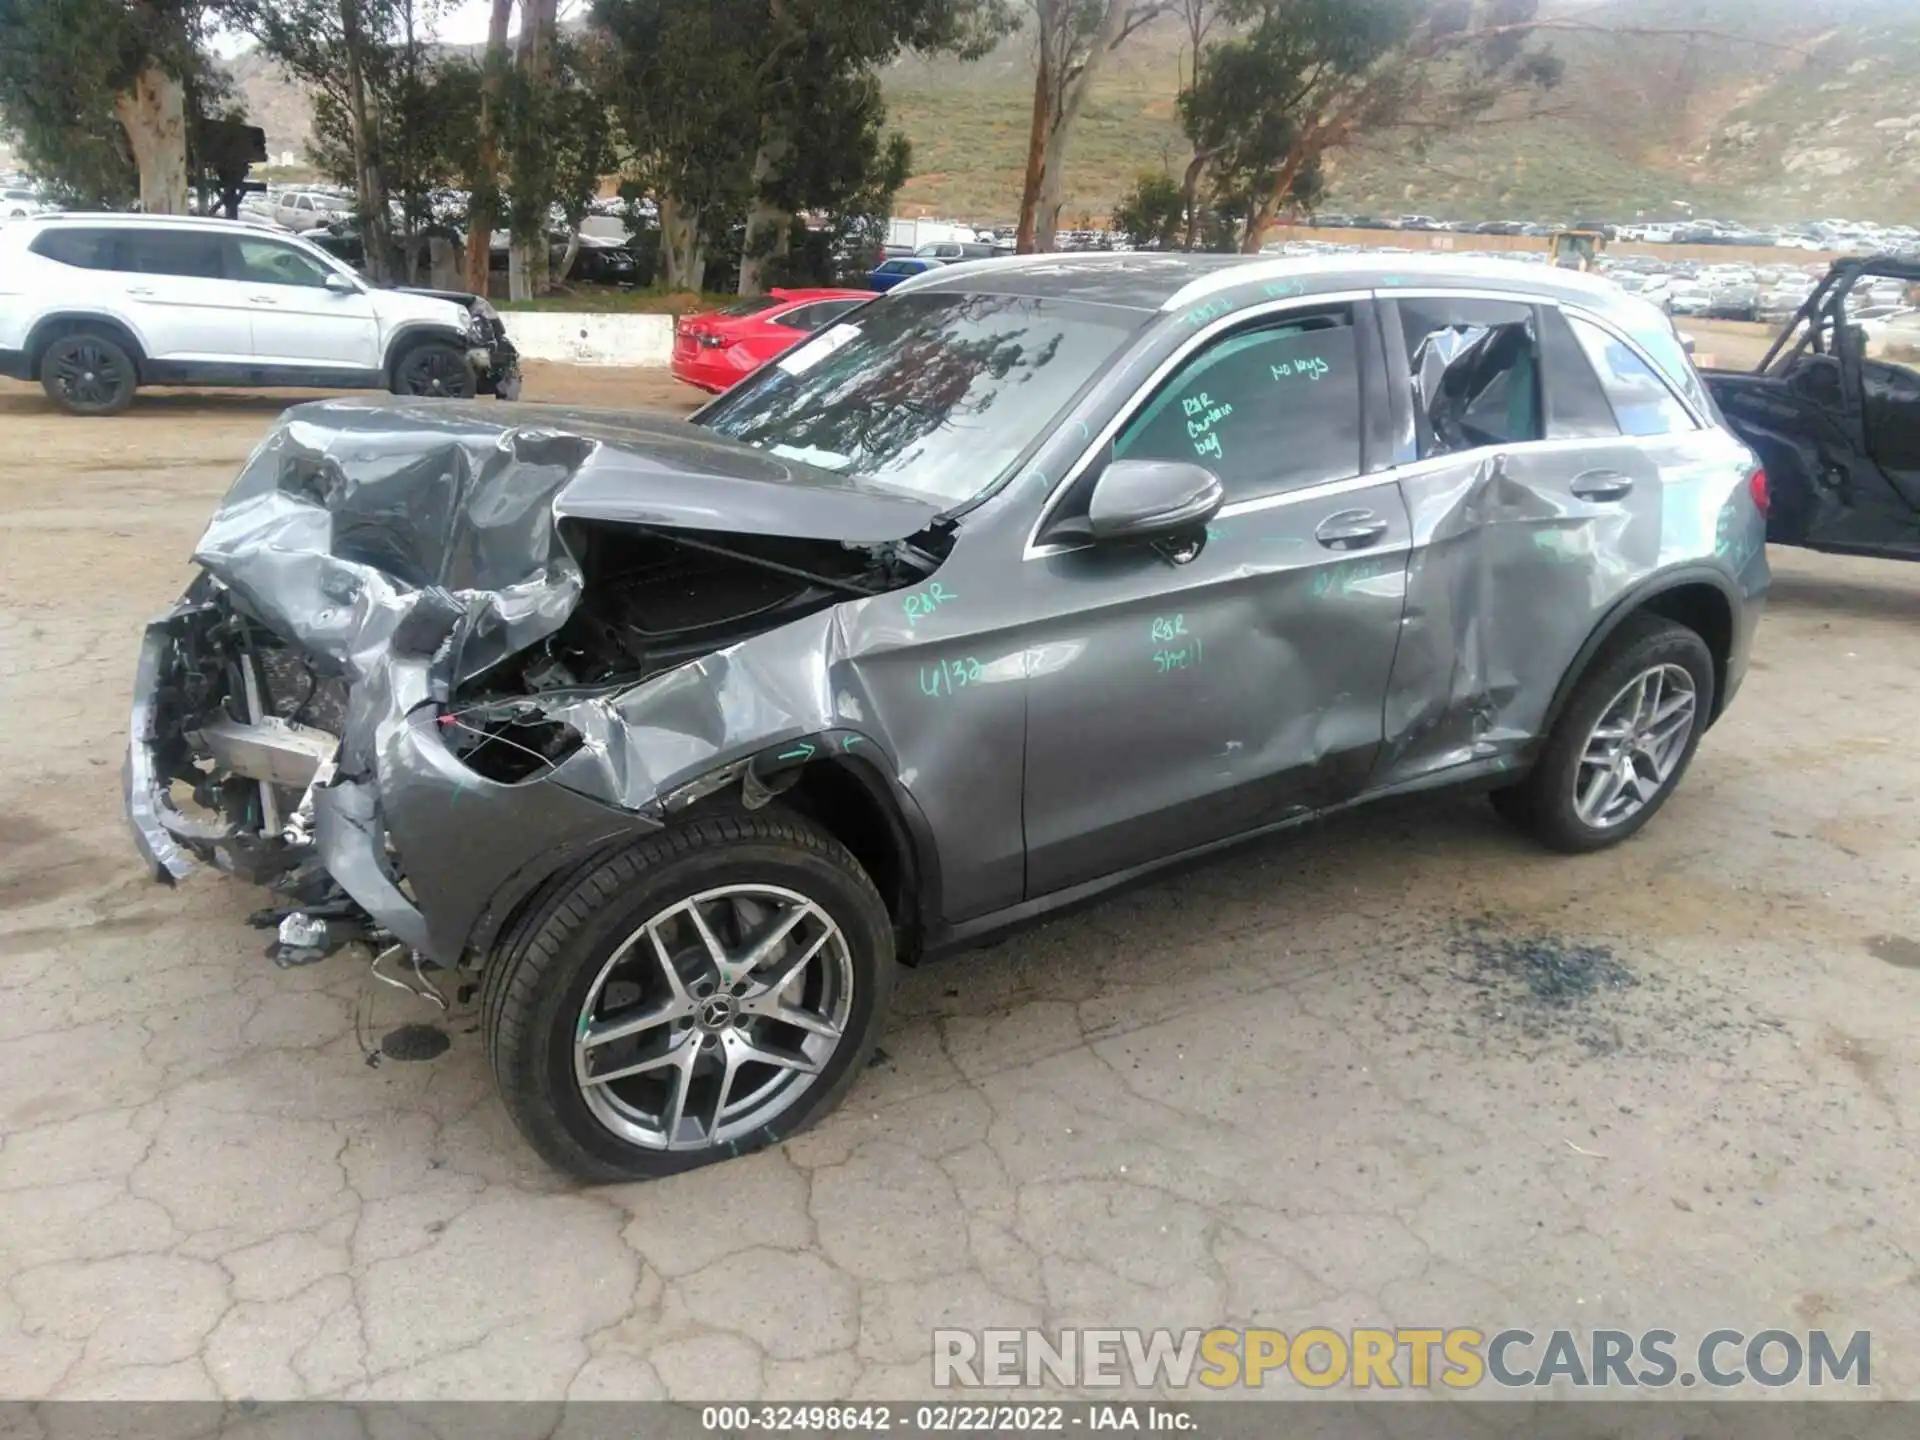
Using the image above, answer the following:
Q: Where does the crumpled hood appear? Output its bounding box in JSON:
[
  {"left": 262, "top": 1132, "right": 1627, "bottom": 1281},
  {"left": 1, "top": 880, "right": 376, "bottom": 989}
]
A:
[{"left": 192, "top": 396, "right": 944, "bottom": 684}]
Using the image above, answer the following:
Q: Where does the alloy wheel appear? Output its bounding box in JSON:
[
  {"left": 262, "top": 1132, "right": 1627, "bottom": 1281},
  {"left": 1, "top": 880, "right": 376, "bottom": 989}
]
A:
[
  {"left": 53, "top": 341, "right": 126, "bottom": 410},
  {"left": 572, "top": 884, "right": 854, "bottom": 1151},
  {"left": 403, "top": 349, "right": 469, "bottom": 396},
  {"left": 1573, "top": 662, "right": 1698, "bottom": 829}
]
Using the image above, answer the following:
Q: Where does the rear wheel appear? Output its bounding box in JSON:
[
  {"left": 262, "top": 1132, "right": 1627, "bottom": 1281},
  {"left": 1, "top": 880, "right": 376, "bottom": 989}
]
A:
[
  {"left": 1493, "top": 614, "right": 1715, "bottom": 853},
  {"left": 483, "top": 810, "right": 894, "bottom": 1182},
  {"left": 391, "top": 339, "right": 477, "bottom": 398},
  {"left": 40, "top": 332, "right": 137, "bottom": 415}
]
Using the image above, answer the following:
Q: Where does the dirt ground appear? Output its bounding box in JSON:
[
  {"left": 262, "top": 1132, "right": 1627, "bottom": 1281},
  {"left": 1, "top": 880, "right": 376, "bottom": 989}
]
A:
[{"left": 1, "top": 364, "right": 1918, "bottom": 1404}]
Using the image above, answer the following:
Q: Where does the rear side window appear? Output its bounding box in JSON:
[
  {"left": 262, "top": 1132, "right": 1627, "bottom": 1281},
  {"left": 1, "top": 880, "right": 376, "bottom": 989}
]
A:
[
  {"left": 1114, "top": 309, "right": 1363, "bottom": 502},
  {"left": 1536, "top": 304, "right": 1619, "bottom": 439},
  {"left": 28, "top": 228, "right": 121, "bottom": 270},
  {"left": 1396, "top": 297, "right": 1543, "bottom": 457},
  {"left": 774, "top": 299, "right": 863, "bottom": 332},
  {"left": 1568, "top": 316, "right": 1698, "bottom": 436},
  {"left": 122, "top": 229, "right": 225, "bottom": 279}
]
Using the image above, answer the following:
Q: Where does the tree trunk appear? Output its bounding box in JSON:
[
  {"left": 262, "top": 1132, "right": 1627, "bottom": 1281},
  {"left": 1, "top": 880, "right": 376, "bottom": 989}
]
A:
[
  {"left": 1244, "top": 139, "right": 1316, "bottom": 254},
  {"left": 738, "top": 135, "right": 792, "bottom": 296},
  {"left": 1014, "top": 13, "right": 1055, "bottom": 255},
  {"left": 659, "top": 194, "right": 704, "bottom": 292},
  {"left": 341, "top": 0, "right": 395, "bottom": 283},
  {"left": 1025, "top": 1, "right": 1134, "bottom": 254},
  {"left": 517, "top": 0, "right": 561, "bottom": 298},
  {"left": 555, "top": 225, "right": 582, "bottom": 288},
  {"left": 1179, "top": 147, "right": 1212, "bottom": 250},
  {"left": 113, "top": 66, "right": 189, "bottom": 214},
  {"left": 464, "top": 0, "right": 515, "bottom": 295}
]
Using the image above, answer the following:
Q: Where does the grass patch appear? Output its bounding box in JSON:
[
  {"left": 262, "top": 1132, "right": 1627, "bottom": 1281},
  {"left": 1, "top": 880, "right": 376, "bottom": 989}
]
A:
[{"left": 498, "top": 285, "right": 736, "bottom": 315}]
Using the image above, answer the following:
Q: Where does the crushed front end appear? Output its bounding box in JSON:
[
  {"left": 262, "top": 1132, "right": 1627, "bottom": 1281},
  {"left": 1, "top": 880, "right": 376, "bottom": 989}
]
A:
[{"left": 124, "top": 396, "right": 948, "bottom": 968}]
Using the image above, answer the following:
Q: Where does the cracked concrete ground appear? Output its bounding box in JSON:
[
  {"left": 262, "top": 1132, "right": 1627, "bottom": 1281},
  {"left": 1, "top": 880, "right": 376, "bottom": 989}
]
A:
[{"left": 1, "top": 367, "right": 1917, "bottom": 1403}]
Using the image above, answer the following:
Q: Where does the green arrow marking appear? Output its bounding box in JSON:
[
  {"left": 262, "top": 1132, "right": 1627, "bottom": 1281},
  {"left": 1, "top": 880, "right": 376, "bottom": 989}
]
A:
[
  {"left": 842, "top": 735, "right": 863, "bottom": 750},
  {"left": 777, "top": 742, "right": 816, "bottom": 762}
]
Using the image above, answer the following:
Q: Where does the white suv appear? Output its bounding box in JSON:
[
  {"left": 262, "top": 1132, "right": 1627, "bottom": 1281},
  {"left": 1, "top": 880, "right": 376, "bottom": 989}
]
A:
[
  {"left": 0, "top": 214, "right": 520, "bottom": 415},
  {"left": 271, "top": 191, "right": 349, "bottom": 232}
]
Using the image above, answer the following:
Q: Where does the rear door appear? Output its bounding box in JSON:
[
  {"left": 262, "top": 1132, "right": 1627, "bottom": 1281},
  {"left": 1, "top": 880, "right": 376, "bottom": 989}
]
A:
[
  {"left": 114, "top": 228, "right": 257, "bottom": 367},
  {"left": 1374, "top": 293, "right": 1667, "bottom": 789},
  {"left": 1020, "top": 300, "right": 1411, "bottom": 894}
]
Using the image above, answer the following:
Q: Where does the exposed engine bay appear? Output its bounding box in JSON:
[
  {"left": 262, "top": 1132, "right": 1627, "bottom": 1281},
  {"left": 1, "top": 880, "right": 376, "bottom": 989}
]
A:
[
  {"left": 126, "top": 396, "right": 954, "bottom": 966},
  {"left": 442, "top": 522, "right": 945, "bottom": 783}
]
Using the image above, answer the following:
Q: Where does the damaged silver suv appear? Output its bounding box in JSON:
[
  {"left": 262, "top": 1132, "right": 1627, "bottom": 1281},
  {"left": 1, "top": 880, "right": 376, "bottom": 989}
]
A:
[{"left": 126, "top": 254, "right": 1768, "bottom": 1181}]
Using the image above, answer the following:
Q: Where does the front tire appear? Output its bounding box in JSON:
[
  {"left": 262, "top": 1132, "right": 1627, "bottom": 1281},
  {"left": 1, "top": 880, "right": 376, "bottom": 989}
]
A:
[
  {"left": 1493, "top": 613, "right": 1715, "bottom": 853},
  {"left": 482, "top": 810, "right": 895, "bottom": 1183},
  {"left": 391, "top": 339, "right": 477, "bottom": 398},
  {"left": 40, "top": 332, "right": 137, "bottom": 416}
]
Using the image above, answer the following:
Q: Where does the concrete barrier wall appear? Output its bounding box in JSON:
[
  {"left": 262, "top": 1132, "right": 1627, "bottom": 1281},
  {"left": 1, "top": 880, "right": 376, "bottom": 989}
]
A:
[{"left": 503, "top": 312, "right": 677, "bottom": 367}]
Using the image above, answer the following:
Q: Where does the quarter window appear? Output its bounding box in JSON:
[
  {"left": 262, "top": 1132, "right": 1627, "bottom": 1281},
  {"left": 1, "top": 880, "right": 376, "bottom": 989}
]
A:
[
  {"left": 1567, "top": 315, "right": 1698, "bottom": 436},
  {"left": 28, "top": 228, "right": 121, "bottom": 270},
  {"left": 1396, "top": 297, "right": 1543, "bottom": 457},
  {"left": 1113, "top": 310, "right": 1363, "bottom": 502}
]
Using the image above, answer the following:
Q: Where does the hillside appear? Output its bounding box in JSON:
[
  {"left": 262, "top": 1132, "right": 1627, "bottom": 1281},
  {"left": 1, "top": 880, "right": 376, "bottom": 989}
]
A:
[{"left": 221, "top": 0, "right": 1920, "bottom": 225}]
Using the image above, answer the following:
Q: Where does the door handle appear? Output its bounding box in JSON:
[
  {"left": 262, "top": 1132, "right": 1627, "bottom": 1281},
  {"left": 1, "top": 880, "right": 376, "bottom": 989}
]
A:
[
  {"left": 1314, "top": 509, "right": 1390, "bottom": 550},
  {"left": 125, "top": 286, "right": 154, "bottom": 297},
  {"left": 249, "top": 294, "right": 279, "bottom": 305},
  {"left": 1570, "top": 469, "right": 1634, "bottom": 502}
]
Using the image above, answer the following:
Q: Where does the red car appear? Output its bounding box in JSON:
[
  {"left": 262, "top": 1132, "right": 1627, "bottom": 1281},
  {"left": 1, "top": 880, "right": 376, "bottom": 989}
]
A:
[{"left": 671, "top": 288, "right": 873, "bottom": 393}]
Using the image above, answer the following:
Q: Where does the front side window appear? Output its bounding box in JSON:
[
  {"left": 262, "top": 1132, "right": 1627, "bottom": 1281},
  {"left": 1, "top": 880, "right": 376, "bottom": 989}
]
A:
[
  {"left": 1568, "top": 315, "right": 1698, "bottom": 437},
  {"left": 698, "top": 290, "right": 1142, "bottom": 506},
  {"left": 228, "top": 236, "right": 334, "bottom": 288},
  {"left": 1112, "top": 310, "right": 1363, "bottom": 502},
  {"left": 1396, "top": 297, "right": 1543, "bottom": 457}
]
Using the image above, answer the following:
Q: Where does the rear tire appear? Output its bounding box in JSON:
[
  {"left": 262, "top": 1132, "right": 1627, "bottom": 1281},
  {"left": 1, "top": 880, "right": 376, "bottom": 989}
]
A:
[
  {"left": 1493, "top": 613, "right": 1715, "bottom": 853},
  {"left": 391, "top": 339, "right": 477, "bottom": 399},
  {"left": 483, "top": 809, "right": 895, "bottom": 1183},
  {"left": 39, "top": 332, "right": 137, "bottom": 416}
]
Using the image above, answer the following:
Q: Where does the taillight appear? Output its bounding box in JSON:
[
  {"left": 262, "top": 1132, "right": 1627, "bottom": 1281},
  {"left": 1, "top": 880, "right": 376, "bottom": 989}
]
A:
[
  {"left": 1749, "top": 466, "right": 1769, "bottom": 515},
  {"left": 695, "top": 331, "right": 730, "bottom": 349}
]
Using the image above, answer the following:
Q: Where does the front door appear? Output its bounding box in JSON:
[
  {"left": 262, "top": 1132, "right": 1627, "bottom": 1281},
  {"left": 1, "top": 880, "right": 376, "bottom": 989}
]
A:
[
  {"left": 1021, "top": 303, "right": 1410, "bottom": 896},
  {"left": 224, "top": 235, "right": 380, "bottom": 372}
]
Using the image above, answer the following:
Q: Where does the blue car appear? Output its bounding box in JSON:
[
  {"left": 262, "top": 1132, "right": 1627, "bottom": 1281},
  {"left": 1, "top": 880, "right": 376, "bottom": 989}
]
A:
[{"left": 867, "top": 256, "right": 944, "bottom": 291}]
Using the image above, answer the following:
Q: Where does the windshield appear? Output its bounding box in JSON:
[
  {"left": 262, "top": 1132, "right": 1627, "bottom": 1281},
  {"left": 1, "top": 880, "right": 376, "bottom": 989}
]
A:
[{"left": 695, "top": 290, "right": 1144, "bottom": 506}]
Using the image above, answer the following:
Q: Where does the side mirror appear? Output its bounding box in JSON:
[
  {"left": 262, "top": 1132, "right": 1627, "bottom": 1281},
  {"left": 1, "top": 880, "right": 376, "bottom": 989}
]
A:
[
  {"left": 1086, "top": 459, "right": 1225, "bottom": 544},
  {"left": 323, "top": 271, "right": 358, "bottom": 295}
]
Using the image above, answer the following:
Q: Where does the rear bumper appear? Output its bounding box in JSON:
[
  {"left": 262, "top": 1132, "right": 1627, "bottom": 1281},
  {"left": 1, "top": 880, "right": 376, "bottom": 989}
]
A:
[{"left": 669, "top": 354, "right": 731, "bottom": 393}]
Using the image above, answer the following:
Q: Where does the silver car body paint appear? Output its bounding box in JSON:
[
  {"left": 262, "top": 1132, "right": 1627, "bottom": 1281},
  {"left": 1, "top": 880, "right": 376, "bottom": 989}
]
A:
[{"left": 126, "top": 253, "right": 1768, "bottom": 964}]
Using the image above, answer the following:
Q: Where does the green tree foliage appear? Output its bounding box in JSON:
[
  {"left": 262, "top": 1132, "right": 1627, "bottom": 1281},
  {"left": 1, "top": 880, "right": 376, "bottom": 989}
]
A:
[
  {"left": 593, "top": 0, "right": 757, "bottom": 291},
  {"left": 1182, "top": 0, "right": 1561, "bottom": 251},
  {"left": 596, "top": 0, "right": 997, "bottom": 293},
  {"left": 1110, "top": 171, "right": 1183, "bottom": 249},
  {"left": 239, "top": 0, "right": 419, "bottom": 278},
  {"left": 0, "top": 0, "right": 226, "bottom": 210}
]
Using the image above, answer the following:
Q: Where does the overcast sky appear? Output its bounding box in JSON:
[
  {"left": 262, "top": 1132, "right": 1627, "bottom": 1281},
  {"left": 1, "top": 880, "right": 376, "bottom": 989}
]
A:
[{"left": 211, "top": 1, "right": 583, "bottom": 58}]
